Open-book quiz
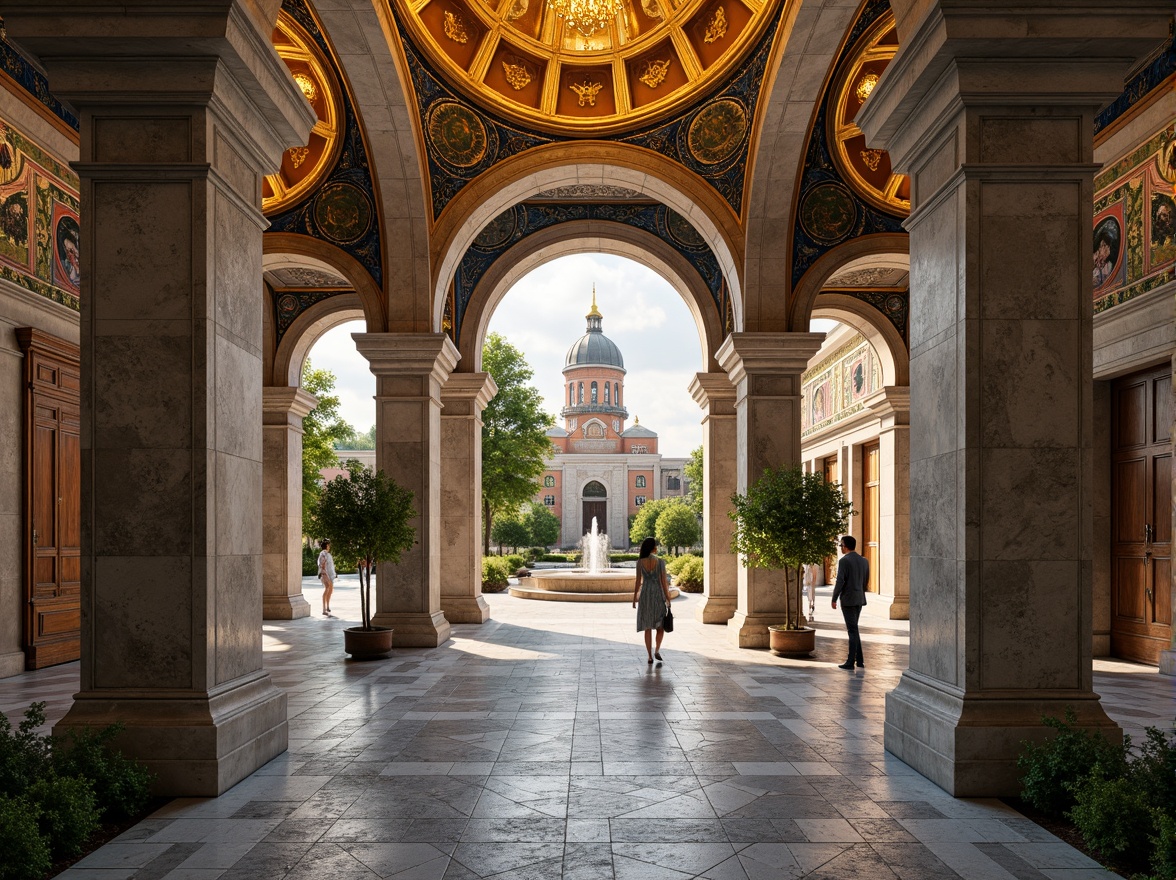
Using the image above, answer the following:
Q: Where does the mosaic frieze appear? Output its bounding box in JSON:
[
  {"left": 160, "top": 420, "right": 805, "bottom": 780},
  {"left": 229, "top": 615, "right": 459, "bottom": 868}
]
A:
[
  {"left": 1095, "top": 37, "right": 1176, "bottom": 136},
  {"left": 0, "top": 38, "right": 78, "bottom": 132},
  {"left": 801, "top": 334, "right": 880, "bottom": 438},
  {"left": 272, "top": 289, "right": 350, "bottom": 345},
  {"left": 0, "top": 117, "right": 80, "bottom": 310},
  {"left": 1093, "top": 122, "right": 1176, "bottom": 314},
  {"left": 834, "top": 288, "right": 908, "bottom": 344}
]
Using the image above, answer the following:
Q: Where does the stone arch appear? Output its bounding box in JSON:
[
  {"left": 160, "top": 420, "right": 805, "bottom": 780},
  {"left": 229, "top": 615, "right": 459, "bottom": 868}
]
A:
[
  {"left": 787, "top": 233, "right": 910, "bottom": 330},
  {"left": 582, "top": 479, "right": 609, "bottom": 496},
  {"left": 271, "top": 295, "right": 366, "bottom": 388},
  {"left": 811, "top": 295, "right": 909, "bottom": 387},
  {"left": 431, "top": 142, "right": 745, "bottom": 335},
  {"left": 264, "top": 232, "right": 387, "bottom": 332},
  {"left": 457, "top": 220, "right": 724, "bottom": 373}
]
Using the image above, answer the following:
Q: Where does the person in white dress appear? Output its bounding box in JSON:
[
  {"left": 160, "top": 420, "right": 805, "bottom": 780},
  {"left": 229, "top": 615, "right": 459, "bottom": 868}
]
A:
[{"left": 317, "top": 539, "right": 336, "bottom": 615}]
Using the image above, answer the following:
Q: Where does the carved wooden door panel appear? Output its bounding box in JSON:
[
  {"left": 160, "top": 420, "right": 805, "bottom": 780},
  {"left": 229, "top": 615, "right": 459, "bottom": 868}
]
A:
[
  {"left": 18, "top": 329, "right": 81, "bottom": 670},
  {"left": 1111, "top": 366, "right": 1172, "bottom": 665},
  {"left": 863, "top": 442, "right": 880, "bottom": 592},
  {"left": 582, "top": 501, "right": 607, "bottom": 536}
]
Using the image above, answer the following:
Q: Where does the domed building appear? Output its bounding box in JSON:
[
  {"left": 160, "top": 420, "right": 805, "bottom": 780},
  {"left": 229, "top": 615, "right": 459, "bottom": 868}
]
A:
[{"left": 536, "top": 293, "right": 689, "bottom": 548}]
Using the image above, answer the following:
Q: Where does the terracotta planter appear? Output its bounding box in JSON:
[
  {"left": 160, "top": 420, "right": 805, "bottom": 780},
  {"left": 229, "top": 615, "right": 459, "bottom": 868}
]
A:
[
  {"left": 768, "top": 625, "right": 815, "bottom": 657},
  {"left": 344, "top": 626, "right": 394, "bottom": 659}
]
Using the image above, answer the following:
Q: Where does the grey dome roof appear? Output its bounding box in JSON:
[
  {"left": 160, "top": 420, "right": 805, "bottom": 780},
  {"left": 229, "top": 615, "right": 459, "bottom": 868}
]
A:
[
  {"left": 546, "top": 426, "right": 569, "bottom": 437},
  {"left": 564, "top": 301, "right": 625, "bottom": 371},
  {"left": 622, "top": 423, "right": 657, "bottom": 438}
]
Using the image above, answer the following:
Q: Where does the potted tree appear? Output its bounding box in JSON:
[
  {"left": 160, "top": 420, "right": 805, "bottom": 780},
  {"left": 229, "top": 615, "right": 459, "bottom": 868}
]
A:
[
  {"left": 729, "top": 465, "right": 853, "bottom": 657},
  {"left": 313, "top": 461, "right": 416, "bottom": 659}
]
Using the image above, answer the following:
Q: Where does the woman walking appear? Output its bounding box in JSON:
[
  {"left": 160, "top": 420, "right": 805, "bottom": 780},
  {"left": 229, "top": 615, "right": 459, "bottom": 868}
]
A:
[
  {"left": 632, "top": 536, "right": 673, "bottom": 666},
  {"left": 317, "top": 539, "right": 335, "bottom": 615}
]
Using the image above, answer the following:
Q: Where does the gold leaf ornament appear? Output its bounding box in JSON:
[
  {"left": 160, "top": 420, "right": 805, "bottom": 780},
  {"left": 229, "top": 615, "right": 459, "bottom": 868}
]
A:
[
  {"left": 859, "top": 148, "right": 884, "bottom": 172},
  {"left": 638, "top": 58, "right": 672, "bottom": 89},
  {"left": 288, "top": 146, "right": 310, "bottom": 168},
  {"left": 855, "top": 73, "right": 878, "bottom": 102},
  {"left": 443, "top": 10, "right": 469, "bottom": 43},
  {"left": 703, "top": 6, "right": 727, "bottom": 44},
  {"left": 569, "top": 80, "right": 604, "bottom": 107},
  {"left": 292, "top": 72, "right": 317, "bottom": 103},
  {"left": 503, "top": 59, "right": 532, "bottom": 90}
]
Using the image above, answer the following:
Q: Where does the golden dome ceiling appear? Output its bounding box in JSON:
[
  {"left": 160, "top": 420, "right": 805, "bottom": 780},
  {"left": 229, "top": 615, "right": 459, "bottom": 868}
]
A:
[{"left": 393, "top": 0, "right": 781, "bottom": 134}]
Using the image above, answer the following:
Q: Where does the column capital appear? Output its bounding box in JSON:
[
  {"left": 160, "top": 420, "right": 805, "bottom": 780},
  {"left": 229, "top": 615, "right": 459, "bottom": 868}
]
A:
[
  {"left": 354, "top": 333, "right": 460, "bottom": 384},
  {"left": 716, "top": 333, "right": 825, "bottom": 387},
  {"left": 865, "top": 386, "right": 911, "bottom": 428},
  {"left": 858, "top": 1, "right": 1171, "bottom": 171},
  {"left": 688, "top": 372, "right": 736, "bottom": 413},
  {"left": 441, "top": 372, "right": 499, "bottom": 409},
  {"left": 262, "top": 386, "right": 318, "bottom": 424}
]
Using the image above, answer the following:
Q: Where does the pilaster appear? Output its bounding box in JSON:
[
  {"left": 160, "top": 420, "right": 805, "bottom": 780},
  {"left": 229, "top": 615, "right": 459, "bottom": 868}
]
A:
[
  {"left": 354, "top": 333, "right": 459, "bottom": 647},
  {"left": 439, "top": 372, "right": 497, "bottom": 624},
  {"left": 857, "top": 0, "right": 1170, "bottom": 794},
  {"left": 688, "top": 372, "right": 738, "bottom": 624},
  {"left": 717, "top": 333, "right": 825, "bottom": 647},
  {"left": 262, "top": 387, "right": 317, "bottom": 620}
]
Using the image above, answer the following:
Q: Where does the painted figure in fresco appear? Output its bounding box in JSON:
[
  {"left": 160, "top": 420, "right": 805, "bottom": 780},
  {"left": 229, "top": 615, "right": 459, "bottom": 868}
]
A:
[
  {"left": 1093, "top": 217, "right": 1120, "bottom": 287},
  {"left": 0, "top": 193, "right": 27, "bottom": 248},
  {"left": 1153, "top": 198, "right": 1175, "bottom": 246},
  {"left": 56, "top": 215, "right": 80, "bottom": 289},
  {"left": 812, "top": 385, "right": 827, "bottom": 423}
]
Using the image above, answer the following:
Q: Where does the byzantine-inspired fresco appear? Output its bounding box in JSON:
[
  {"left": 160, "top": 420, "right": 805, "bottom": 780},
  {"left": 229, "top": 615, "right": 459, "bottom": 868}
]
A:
[
  {"left": 801, "top": 334, "right": 880, "bottom": 437},
  {"left": 0, "top": 118, "right": 80, "bottom": 310},
  {"left": 1093, "top": 122, "right": 1176, "bottom": 313}
]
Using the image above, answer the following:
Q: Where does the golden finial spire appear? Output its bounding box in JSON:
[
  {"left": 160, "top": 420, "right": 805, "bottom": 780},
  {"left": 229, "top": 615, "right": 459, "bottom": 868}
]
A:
[
  {"left": 587, "top": 284, "right": 601, "bottom": 318},
  {"left": 634, "top": 415, "right": 639, "bottom": 425}
]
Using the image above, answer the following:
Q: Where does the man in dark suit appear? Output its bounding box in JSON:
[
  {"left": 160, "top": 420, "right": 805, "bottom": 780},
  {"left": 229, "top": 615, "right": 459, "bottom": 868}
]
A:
[{"left": 831, "top": 535, "right": 868, "bottom": 670}]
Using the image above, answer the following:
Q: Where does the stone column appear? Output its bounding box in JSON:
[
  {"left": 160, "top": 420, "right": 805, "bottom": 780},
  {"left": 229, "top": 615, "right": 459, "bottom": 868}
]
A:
[
  {"left": 262, "top": 387, "right": 317, "bottom": 620},
  {"left": 688, "top": 372, "right": 738, "bottom": 624},
  {"left": 3, "top": 2, "right": 316, "bottom": 794},
  {"left": 717, "top": 333, "right": 825, "bottom": 646},
  {"left": 856, "top": 1, "right": 1170, "bottom": 794},
  {"left": 354, "top": 333, "right": 458, "bottom": 647},
  {"left": 867, "top": 387, "right": 910, "bottom": 620},
  {"left": 440, "top": 372, "right": 497, "bottom": 624}
]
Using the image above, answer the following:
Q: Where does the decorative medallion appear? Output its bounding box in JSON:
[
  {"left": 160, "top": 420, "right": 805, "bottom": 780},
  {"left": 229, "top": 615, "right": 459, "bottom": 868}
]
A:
[
  {"left": 474, "top": 208, "right": 518, "bottom": 249},
  {"left": 289, "top": 146, "right": 310, "bottom": 168},
  {"left": 687, "top": 99, "right": 747, "bottom": 165},
  {"left": 569, "top": 80, "right": 605, "bottom": 107},
  {"left": 640, "top": 0, "right": 662, "bottom": 18},
  {"left": 292, "top": 72, "right": 317, "bottom": 102},
  {"left": 442, "top": 10, "right": 470, "bottom": 44},
  {"left": 666, "top": 210, "right": 705, "bottom": 247},
  {"left": 638, "top": 59, "right": 672, "bottom": 89},
  {"left": 800, "top": 183, "right": 857, "bottom": 244},
  {"left": 502, "top": 59, "right": 532, "bottom": 90},
  {"left": 855, "top": 73, "right": 878, "bottom": 102},
  {"left": 313, "top": 182, "right": 373, "bottom": 244},
  {"left": 427, "top": 101, "right": 489, "bottom": 168},
  {"left": 704, "top": 6, "right": 728, "bottom": 44}
]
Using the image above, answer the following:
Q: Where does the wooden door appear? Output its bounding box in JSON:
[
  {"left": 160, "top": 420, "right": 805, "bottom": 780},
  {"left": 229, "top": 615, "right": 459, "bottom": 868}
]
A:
[
  {"left": 17, "top": 329, "right": 81, "bottom": 670},
  {"left": 823, "top": 457, "right": 840, "bottom": 583},
  {"left": 1111, "top": 366, "right": 1172, "bottom": 664},
  {"left": 583, "top": 501, "right": 607, "bottom": 535},
  {"left": 863, "top": 442, "right": 880, "bottom": 592}
]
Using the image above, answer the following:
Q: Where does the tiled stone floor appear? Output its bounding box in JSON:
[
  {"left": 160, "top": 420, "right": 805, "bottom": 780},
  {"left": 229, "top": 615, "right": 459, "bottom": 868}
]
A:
[{"left": 2, "top": 575, "right": 1172, "bottom": 880}]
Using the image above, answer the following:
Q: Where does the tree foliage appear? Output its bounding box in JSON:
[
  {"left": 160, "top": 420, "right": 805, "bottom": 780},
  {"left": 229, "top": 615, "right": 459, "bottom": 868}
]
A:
[
  {"left": 301, "top": 360, "right": 353, "bottom": 534},
  {"left": 523, "top": 502, "right": 562, "bottom": 548},
  {"left": 337, "top": 424, "right": 376, "bottom": 450},
  {"left": 730, "top": 466, "right": 853, "bottom": 629},
  {"left": 314, "top": 462, "right": 416, "bottom": 630},
  {"left": 491, "top": 511, "right": 531, "bottom": 553},
  {"left": 481, "top": 333, "right": 554, "bottom": 554},
  {"left": 684, "top": 445, "right": 704, "bottom": 517},
  {"left": 656, "top": 500, "right": 701, "bottom": 555},
  {"left": 629, "top": 497, "right": 670, "bottom": 546}
]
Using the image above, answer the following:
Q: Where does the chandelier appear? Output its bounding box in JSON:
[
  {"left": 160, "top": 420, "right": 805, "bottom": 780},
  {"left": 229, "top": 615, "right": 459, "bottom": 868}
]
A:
[{"left": 546, "top": 0, "right": 624, "bottom": 37}]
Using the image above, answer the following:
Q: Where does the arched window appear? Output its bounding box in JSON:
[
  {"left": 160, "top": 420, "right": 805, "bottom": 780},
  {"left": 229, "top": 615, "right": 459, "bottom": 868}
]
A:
[
  {"left": 604, "top": 383, "right": 610, "bottom": 404},
  {"left": 583, "top": 480, "right": 607, "bottom": 497},
  {"left": 591, "top": 381, "right": 598, "bottom": 403},
  {"left": 568, "top": 384, "right": 573, "bottom": 406},
  {"left": 635, "top": 475, "right": 646, "bottom": 488},
  {"left": 544, "top": 475, "right": 555, "bottom": 487},
  {"left": 578, "top": 382, "right": 583, "bottom": 404},
  {"left": 614, "top": 383, "right": 620, "bottom": 405}
]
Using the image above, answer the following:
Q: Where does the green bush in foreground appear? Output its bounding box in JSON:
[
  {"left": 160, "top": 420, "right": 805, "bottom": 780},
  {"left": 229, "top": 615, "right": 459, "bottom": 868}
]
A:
[
  {"left": 482, "top": 556, "right": 512, "bottom": 592},
  {"left": 504, "top": 554, "right": 526, "bottom": 573},
  {"left": 1017, "top": 709, "right": 1126, "bottom": 818},
  {"left": 671, "top": 555, "right": 704, "bottom": 592},
  {"left": 28, "top": 774, "right": 99, "bottom": 859},
  {"left": 0, "top": 795, "right": 50, "bottom": 880}
]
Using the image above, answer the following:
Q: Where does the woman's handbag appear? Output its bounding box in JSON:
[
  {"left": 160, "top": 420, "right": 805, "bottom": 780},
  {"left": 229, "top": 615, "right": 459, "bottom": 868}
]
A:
[{"left": 663, "top": 604, "right": 674, "bottom": 633}]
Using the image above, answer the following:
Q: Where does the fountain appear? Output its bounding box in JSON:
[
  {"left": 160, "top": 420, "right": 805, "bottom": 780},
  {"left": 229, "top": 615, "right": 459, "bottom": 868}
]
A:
[{"left": 510, "top": 517, "right": 681, "bottom": 602}]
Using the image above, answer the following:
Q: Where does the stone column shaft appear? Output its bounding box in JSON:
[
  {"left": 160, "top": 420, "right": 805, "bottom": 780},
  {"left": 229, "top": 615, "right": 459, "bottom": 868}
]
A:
[
  {"left": 354, "top": 333, "right": 458, "bottom": 647},
  {"left": 857, "top": 1, "right": 1170, "bottom": 794},
  {"left": 262, "top": 387, "right": 316, "bottom": 620},
  {"left": 2, "top": 1, "right": 316, "bottom": 795},
  {"left": 440, "top": 372, "right": 497, "bottom": 624},
  {"left": 688, "top": 372, "right": 738, "bottom": 624},
  {"left": 867, "top": 387, "right": 910, "bottom": 620},
  {"left": 717, "top": 333, "right": 825, "bottom": 647}
]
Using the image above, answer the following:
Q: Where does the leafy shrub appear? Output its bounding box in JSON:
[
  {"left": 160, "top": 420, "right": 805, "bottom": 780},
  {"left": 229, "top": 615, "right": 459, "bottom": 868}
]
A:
[
  {"left": 665, "top": 554, "right": 691, "bottom": 576},
  {"left": 611, "top": 553, "right": 639, "bottom": 562},
  {"left": 0, "top": 702, "right": 50, "bottom": 797},
  {"left": 1132, "top": 726, "right": 1176, "bottom": 813},
  {"left": 1017, "top": 709, "right": 1126, "bottom": 817},
  {"left": 526, "top": 547, "right": 546, "bottom": 564},
  {"left": 1068, "top": 768, "right": 1152, "bottom": 868},
  {"left": 672, "top": 555, "right": 705, "bottom": 592},
  {"left": 482, "top": 556, "right": 511, "bottom": 592},
  {"left": 302, "top": 544, "right": 319, "bottom": 576},
  {"left": 1151, "top": 808, "right": 1176, "bottom": 880},
  {"left": 0, "top": 795, "right": 50, "bottom": 880},
  {"left": 28, "top": 774, "right": 99, "bottom": 859},
  {"left": 53, "top": 725, "right": 152, "bottom": 821},
  {"left": 504, "top": 554, "right": 526, "bottom": 573}
]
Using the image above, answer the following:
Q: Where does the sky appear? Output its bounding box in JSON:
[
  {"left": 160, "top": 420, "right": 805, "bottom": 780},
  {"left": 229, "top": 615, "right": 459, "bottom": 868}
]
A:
[{"left": 305, "top": 252, "right": 838, "bottom": 457}]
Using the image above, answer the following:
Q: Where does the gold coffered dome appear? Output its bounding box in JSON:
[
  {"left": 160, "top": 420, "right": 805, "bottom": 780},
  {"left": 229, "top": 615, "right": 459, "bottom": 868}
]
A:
[{"left": 394, "top": 0, "right": 780, "bottom": 134}]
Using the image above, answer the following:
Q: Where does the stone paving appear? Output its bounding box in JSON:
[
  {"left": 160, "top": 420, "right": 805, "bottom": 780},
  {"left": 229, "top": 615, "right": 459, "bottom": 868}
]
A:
[{"left": 2, "top": 575, "right": 1173, "bottom": 880}]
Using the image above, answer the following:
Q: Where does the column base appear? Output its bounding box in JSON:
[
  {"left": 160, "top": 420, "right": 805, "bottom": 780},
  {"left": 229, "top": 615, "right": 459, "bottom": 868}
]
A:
[
  {"left": 371, "top": 611, "right": 451, "bottom": 647},
  {"left": 863, "top": 594, "right": 909, "bottom": 621},
  {"left": 1160, "top": 650, "right": 1176, "bottom": 676},
  {"left": 53, "top": 671, "right": 288, "bottom": 797},
  {"left": 441, "top": 596, "right": 490, "bottom": 624},
  {"left": 884, "top": 670, "right": 1121, "bottom": 797},
  {"left": 0, "top": 650, "right": 25, "bottom": 679},
  {"left": 695, "top": 596, "right": 737, "bottom": 624},
  {"left": 726, "top": 610, "right": 806, "bottom": 648},
  {"left": 262, "top": 594, "right": 312, "bottom": 620}
]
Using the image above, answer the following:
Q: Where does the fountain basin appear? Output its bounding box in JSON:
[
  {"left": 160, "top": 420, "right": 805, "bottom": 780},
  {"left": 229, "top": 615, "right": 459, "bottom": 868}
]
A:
[{"left": 510, "top": 569, "right": 681, "bottom": 603}]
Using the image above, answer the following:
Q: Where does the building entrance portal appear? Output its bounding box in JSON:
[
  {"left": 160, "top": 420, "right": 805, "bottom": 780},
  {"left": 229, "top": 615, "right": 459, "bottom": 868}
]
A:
[{"left": 582, "top": 480, "right": 607, "bottom": 536}]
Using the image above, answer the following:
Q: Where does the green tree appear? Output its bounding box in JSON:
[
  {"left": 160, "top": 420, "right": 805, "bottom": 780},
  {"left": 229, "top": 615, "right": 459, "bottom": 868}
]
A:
[
  {"left": 730, "top": 466, "right": 853, "bottom": 629},
  {"left": 336, "top": 424, "right": 376, "bottom": 450},
  {"left": 314, "top": 462, "right": 416, "bottom": 630},
  {"left": 301, "top": 360, "right": 353, "bottom": 534},
  {"left": 629, "top": 497, "right": 669, "bottom": 546},
  {"left": 656, "top": 500, "right": 701, "bottom": 555},
  {"left": 684, "top": 445, "right": 704, "bottom": 516},
  {"left": 481, "top": 333, "right": 554, "bottom": 554},
  {"left": 523, "top": 501, "right": 561, "bottom": 548},
  {"left": 491, "top": 511, "right": 531, "bottom": 553}
]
